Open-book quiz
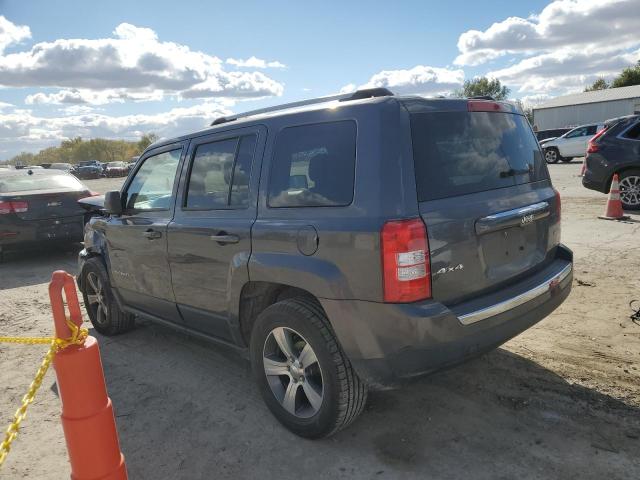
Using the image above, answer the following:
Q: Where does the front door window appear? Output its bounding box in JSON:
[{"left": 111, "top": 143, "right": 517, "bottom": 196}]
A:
[{"left": 125, "top": 149, "right": 182, "bottom": 211}]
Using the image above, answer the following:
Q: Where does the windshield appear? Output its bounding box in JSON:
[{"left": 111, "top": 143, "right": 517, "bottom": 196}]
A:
[
  {"left": 410, "top": 111, "right": 548, "bottom": 201},
  {"left": 0, "top": 173, "right": 85, "bottom": 193}
]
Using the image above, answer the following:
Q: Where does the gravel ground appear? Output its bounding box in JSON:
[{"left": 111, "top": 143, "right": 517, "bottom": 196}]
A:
[{"left": 1, "top": 161, "right": 639, "bottom": 479}]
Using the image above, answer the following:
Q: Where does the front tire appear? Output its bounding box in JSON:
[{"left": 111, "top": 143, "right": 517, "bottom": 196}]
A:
[
  {"left": 619, "top": 169, "right": 640, "bottom": 210},
  {"left": 250, "top": 298, "right": 367, "bottom": 438},
  {"left": 81, "top": 257, "right": 135, "bottom": 335},
  {"left": 544, "top": 147, "right": 562, "bottom": 164}
]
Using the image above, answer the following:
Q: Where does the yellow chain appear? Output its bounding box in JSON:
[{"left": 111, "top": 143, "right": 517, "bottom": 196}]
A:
[{"left": 0, "top": 319, "right": 88, "bottom": 468}]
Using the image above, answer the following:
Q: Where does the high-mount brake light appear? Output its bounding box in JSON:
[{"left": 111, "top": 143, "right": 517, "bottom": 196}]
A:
[
  {"left": 467, "top": 100, "right": 509, "bottom": 113},
  {"left": 381, "top": 218, "right": 431, "bottom": 303}
]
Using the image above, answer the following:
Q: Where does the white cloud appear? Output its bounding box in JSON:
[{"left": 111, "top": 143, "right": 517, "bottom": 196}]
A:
[
  {"left": 345, "top": 65, "right": 464, "bottom": 96},
  {"left": 519, "top": 93, "right": 553, "bottom": 110},
  {"left": 25, "top": 88, "right": 164, "bottom": 105},
  {"left": 455, "top": 0, "right": 640, "bottom": 66},
  {"left": 226, "top": 56, "right": 286, "bottom": 69},
  {"left": 0, "top": 101, "right": 233, "bottom": 159},
  {"left": 60, "top": 105, "right": 100, "bottom": 115},
  {"left": 0, "top": 101, "right": 13, "bottom": 110},
  {"left": 0, "top": 22, "right": 283, "bottom": 101},
  {"left": 339, "top": 83, "right": 357, "bottom": 94},
  {"left": 0, "top": 16, "right": 30, "bottom": 54},
  {"left": 489, "top": 46, "right": 640, "bottom": 93}
]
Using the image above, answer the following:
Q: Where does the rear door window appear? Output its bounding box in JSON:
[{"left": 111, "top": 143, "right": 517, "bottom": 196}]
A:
[
  {"left": 410, "top": 112, "right": 547, "bottom": 202},
  {"left": 268, "top": 121, "right": 356, "bottom": 207},
  {"left": 185, "top": 134, "right": 257, "bottom": 210}
]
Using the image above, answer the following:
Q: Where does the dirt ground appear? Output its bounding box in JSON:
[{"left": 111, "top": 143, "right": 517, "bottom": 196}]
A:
[{"left": 1, "top": 162, "right": 639, "bottom": 479}]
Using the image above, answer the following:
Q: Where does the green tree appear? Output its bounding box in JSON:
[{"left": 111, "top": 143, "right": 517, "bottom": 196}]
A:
[
  {"left": 7, "top": 134, "right": 156, "bottom": 166},
  {"left": 585, "top": 77, "right": 609, "bottom": 92},
  {"left": 611, "top": 60, "right": 640, "bottom": 88},
  {"left": 9, "top": 152, "right": 36, "bottom": 166},
  {"left": 513, "top": 99, "right": 534, "bottom": 125},
  {"left": 455, "top": 77, "right": 510, "bottom": 100},
  {"left": 137, "top": 133, "right": 158, "bottom": 152}
]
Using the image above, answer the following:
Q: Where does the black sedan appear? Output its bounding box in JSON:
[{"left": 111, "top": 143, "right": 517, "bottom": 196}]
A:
[
  {"left": 583, "top": 114, "right": 640, "bottom": 210},
  {"left": 0, "top": 168, "right": 95, "bottom": 258}
]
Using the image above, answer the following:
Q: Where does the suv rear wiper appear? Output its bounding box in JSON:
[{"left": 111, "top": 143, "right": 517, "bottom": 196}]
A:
[{"left": 500, "top": 166, "right": 533, "bottom": 178}]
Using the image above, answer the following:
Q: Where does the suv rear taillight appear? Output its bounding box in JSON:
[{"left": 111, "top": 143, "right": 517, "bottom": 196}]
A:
[
  {"left": 381, "top": 218, "right": 431, "bottom": 303},
  {"left": 554, "top": 188, "right": 561, "bottom": 221},
  {"left": 0, "top": 200, "right": 28, "bottom": 215},
  {"left": 587, "top": 127, "right": 608, "bottom": 154}
]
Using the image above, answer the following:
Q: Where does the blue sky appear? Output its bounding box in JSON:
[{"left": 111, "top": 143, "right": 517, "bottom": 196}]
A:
[{"left": 0, "top": 0, "right": 638, "bottom": 159}]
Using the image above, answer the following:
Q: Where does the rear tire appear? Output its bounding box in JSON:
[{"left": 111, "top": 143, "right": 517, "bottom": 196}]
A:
[
  {"left": 250, "top": 297, "right": 367, "bottom": 438},
  {"left": 618, "top": 169, "right": 640, "bottom": 210},
  {"left": 544, "top": 147, "right": 562, "bottom": 164},
  {"left": 81, "top": 257, "right": 135, "bottom": 335}
]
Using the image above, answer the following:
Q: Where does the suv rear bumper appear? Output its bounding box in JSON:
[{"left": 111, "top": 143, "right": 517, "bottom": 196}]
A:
[{"left": 321, "top": 244, "right": 573, "bottom": 389}]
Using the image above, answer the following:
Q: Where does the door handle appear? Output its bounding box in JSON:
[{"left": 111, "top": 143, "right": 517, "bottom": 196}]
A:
[
  {"left": 143, "top": 229, "right": 162, "bottom": 240},
  {"left": 210, "top": 233, "right": 240, "bottom": 244}
]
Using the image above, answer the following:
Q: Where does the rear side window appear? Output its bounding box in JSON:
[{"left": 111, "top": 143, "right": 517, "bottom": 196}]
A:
[
  {"left": 586, "top": 125, "right": 598, "bottom": 136},
  {"left": 623, "top": 122, "right": 640, "bottom": 140},
  {"left": 410, "top": 112, "right": 547, "bottom": 202},
  {"left": 0, "top": 173, "right": 84, "bottom": 193},
  {"left": 185, "top": 135, "right": 257, "bottom": 210},
  {"left": 268, "top": 121, "right": 356, "bottom": 207}
]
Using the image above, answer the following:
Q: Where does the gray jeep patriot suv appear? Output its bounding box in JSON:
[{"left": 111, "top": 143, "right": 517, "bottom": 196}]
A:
[{"left": 78, "top": 88, "right": 573, "bottom": 438}]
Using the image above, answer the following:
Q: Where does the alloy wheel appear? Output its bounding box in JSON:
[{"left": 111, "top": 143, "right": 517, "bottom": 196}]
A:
[
  {"left": 86, "top": 272, "right": 108, "bottom": 326},
  {"left": 620, "top": 175, "right": 640, "bottom": 207},
  {"left": 263, "top": 326, "right": 324, "bottom": 418},
  {"left": 545, "top": 149, "right": 557, "bottom": 163}
]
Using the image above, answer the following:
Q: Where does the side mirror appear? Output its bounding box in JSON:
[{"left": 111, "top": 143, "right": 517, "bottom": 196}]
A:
[{"left": 104, "top": 191, "right": 123, "bottom": 215}]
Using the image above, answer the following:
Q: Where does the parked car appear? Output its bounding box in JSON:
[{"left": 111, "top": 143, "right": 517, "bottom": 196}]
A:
[
  {"left": 0, "top": 168, "right": 94, "bottom": 259},
  {"left": 73, "top": 160, "right": 103, "bottom": 179},
  {"left": 104, "top": 161, "right": 129, "bottom": 177},
  {"left": 540, "top": 123, "right": 604, "bottom": 163},
  {"left": 77, "top": 89, "right": 573, "bottom": 438},
  {"left": 535, "top": 127, "right": 571, "bottom": 143},
  {"left": 583, "top": 114, "right": 640, "bottom": 210},
  {"left": 50, "top": 162, "right": 73, "bottom": 172}
]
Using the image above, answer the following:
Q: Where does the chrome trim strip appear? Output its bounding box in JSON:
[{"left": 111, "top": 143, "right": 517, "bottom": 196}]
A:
[
  {"left": 457, "top": 263, "right": 572, "bottom": 325},
  {"left": 475, "top": 201, "right": 550, "bottom": 235}
]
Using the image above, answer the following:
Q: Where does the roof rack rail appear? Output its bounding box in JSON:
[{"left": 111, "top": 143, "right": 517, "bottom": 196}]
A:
[
  {"left": 210, "top": 88, "right": 393, "bottom": 126},
  {"left": 468, "top": 95, "right": 496, "bottom": 100}
]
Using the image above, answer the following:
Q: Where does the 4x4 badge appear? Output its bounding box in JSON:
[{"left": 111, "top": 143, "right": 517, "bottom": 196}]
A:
[{"left": 435, "top": 264, "right": 464, "bottom": 275}]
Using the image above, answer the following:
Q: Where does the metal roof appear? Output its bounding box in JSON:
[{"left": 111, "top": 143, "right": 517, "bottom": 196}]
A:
[{"left": 534, "top": 85, "right": 640, "bottom": 110}]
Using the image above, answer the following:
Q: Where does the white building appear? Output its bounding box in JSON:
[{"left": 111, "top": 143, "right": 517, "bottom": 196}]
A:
[{"left": 532, "top": 85, "right": 640, "bottom": 131}]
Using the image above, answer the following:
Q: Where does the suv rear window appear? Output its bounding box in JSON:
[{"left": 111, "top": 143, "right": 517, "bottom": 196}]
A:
[
  {"left": 268, "top": 121, "right": 356, "bottom": 207},
  {"left": 410, "top": 112, "right": 547, "bottom": 202}
]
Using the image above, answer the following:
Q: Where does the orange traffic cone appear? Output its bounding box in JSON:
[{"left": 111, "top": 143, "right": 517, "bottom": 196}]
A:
[
  {"left": 50, "top": 271, "right": 128, "bottom": 480},
  {"left": 598, "top": 174, "right": 630, "bottom": 221}
]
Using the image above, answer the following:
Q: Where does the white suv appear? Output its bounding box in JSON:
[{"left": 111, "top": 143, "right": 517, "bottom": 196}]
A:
[{"left": 540, "top": 123, "right": 604, "bottom": 163}]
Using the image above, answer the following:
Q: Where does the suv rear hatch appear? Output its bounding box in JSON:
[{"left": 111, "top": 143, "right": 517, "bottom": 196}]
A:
[{"left": 405, "top": 99, "right": 561, "bottom": 305}]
